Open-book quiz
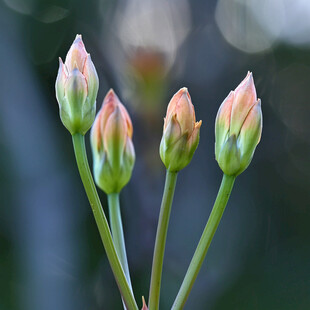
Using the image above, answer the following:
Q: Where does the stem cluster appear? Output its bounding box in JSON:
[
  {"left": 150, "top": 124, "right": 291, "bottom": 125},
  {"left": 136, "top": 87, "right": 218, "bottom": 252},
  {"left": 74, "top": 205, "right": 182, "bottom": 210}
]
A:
[
  {"left": 57, "top": 36, "right": 261, "bottom": 310},
  {"left": 72, "top": 133, "right": 236, "bottom": 309}
]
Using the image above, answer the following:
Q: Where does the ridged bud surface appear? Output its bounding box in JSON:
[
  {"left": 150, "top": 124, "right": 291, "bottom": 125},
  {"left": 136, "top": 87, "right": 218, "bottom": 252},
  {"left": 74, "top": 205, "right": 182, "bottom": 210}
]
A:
[
  {"left": 91, "top": 90, "right": 135, "bottom": 194},
  {"left": 55, "top": 35, "right": 99, "bottom": 134},
  {"left": 215, "top": 72, "right": 262, "bottom": 176},
  {"left": 160, "top": 88, "right": 202, "bottom": 172}
]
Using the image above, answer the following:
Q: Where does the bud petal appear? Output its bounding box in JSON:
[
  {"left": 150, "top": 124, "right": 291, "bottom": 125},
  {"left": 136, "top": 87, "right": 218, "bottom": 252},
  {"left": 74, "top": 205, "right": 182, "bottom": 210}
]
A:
[
  {"left": 90, "top": 89, "right": 135, "bottom": 194},
  {"left": 66, "top": 68, "right": 87, "bottom": 112},
  {"left": 55, "top": 35, "right": 99, "bottom": 135},
  {"left": 65, "top": 34, "right": 88, "bottom": 72},
  {"left": 160, "top": 133, "right": 188, "bottom": 172},
  {"left": 166, "top": 89, "right": 183, "bottom": 123},
  {"left": 160, "top": 88, "right": 201, "bottom": 172},
  {"left": 215, "top": 72, "right": 262, "bottom": 176},
  {"left": 176, "top": 90, "right": 195, "bottom": 133},
  {"left": 83, "top": 54, "right": 99, "bottom": 106},
  {"left": 60, "top": 68, "right": 88, "bottom": 133},
  {"left": 238, "top": 99, "right": 262, "bottom": 171},
  {"left": 230, "top": 72, "right": 257, "bottom": 136},
  {"left": 217, "top": 135, "right": 241, "bottom": 176},
  {"left": 215, "top": 91, "right": 234, "bottom": 160},
  {"left": 124, "top": 136, "right": 135, "bottom": 166},
  {"left": 163, "top": 114, "right": 182, "bottom": 145},
  {"left": 104, "top": 106, "right": 127, "bottom": 171},
  {"left": 55, "top": 58, "right": 68, "bottom": 102},
  {"left": 187, "top": 120, "right": 202, "bottom": 159},
  {"left": 166, "top": 87, "right": 195, "bottom": 133}
]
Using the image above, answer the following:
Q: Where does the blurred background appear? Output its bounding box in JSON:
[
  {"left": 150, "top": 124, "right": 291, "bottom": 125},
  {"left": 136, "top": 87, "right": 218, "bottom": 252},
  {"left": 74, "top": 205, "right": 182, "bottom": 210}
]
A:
[{"left": 1, "top": 0, "right": 310, "bottom": 309}]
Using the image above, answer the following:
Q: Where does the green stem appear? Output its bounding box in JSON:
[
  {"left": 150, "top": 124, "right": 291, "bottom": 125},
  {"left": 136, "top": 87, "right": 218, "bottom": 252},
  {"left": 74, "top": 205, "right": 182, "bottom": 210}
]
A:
[
  {"left": 108, "top": 193, "right": 132, "bottom": 289},
  {"left": 72, "top": 133, "right": 138, "bottom": 310},
  {"left": 148, "top": 170, "right": 178, "bottom": 310},
  {"left": 171, "top": 174, "right": 235, "bottom": 310}
]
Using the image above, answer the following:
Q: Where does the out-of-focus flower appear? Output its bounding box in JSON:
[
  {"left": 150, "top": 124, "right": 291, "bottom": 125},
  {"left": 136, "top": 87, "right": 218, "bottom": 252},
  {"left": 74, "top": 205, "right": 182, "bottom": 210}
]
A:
[
  {"left": 55, "top": 34, "right": 99, "bottom": 135},
  {"left": 115, "top": 0, "right": 190, "bottom": 74},
  {"left": 91, "top": 89, "right": 135, "bottom": 194},
  {"left": 215, "top": 72, "right": 262, "bottom": 176},
  {"left": 105, "top": 0, "right": 191, "bottom": 115},
  {"left": 160, "top": 88, "right": 202, "bottom": 172}
]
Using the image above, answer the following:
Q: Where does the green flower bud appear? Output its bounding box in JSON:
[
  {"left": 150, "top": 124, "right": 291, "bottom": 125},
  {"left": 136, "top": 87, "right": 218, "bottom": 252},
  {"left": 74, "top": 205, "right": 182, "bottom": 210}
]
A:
[
  {"left": 215, "top": 72, "right": 262, "bottom": 176},
  {"left": 91, "top": 90, "right": 135, "bottom": 194},
  {"left": 160, "top": 88, "right": 202, "bottom": 172},
  {"left": 55, "top": 35, "right": 99, "bottom": 135}
]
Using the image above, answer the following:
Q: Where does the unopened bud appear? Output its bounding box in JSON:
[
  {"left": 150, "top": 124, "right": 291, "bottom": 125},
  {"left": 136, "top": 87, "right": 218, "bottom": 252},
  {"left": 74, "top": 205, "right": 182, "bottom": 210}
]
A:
[
  {"left": 91, "top": 89, "right": 135, "bottom": 194},
  {"left": 160, "top": 88, "right": 202, "bottom": 172},
  {"left": 141, "top": 297, "right": 148, "bottom": 310},
  {"left": 55, "top": 34, "right": 99, "bottom": 135},
  {"left": 215, "top": 72, "right": 262, "bottom": 176}
]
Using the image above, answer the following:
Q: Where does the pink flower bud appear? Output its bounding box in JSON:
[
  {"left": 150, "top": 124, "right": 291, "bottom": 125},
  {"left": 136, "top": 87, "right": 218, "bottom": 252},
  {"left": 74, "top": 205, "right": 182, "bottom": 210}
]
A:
[
  {"left": 141, "top": 297, "right": 148, "bottom": 310},
  {"left": 160, "top": 88, "right": 202, "bottom": 172},
  {"left": 91, "top": 89, "right": 135, "bottom": 194},
  {"left": 215, "top": 72, "right": 262, "bottom": 176},
  {"left": 55, "top": 35, "right": 99, "bottom": 135}
]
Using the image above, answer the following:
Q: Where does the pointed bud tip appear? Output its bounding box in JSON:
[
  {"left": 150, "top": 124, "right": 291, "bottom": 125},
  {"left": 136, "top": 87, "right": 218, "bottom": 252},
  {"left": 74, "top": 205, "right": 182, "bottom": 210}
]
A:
[
  {"left": 72, "top": 34, "right": 86, "bottom": 50},
  {"left": 107, "top": 88, "right": 116, "bottom": 97},
  {"left": 195, "top": 120, "right": 202, "bottom": 128},
  {"left": 244, "top": 71, "right": 254, "bottom": 83},
  {"left": 256, "top": 98, "right": 261, "bottom": 107},
  {"left": 74, "top": 34, "right": 83, "bottom": 42},
  {"left": 103, "top": 89, "right": 119, "bottom": 107},
  {"left": 57, "top": 57, "right": 68, "bottom": 78},
  {"left": 141, "top": 296, "right": 148, "bottom": 310},
  {"left": 179, "top": 87, "right": 191, "bottom": 101},
  {"left": 237, "top": 71, "right": 254, "bottom": 88}
]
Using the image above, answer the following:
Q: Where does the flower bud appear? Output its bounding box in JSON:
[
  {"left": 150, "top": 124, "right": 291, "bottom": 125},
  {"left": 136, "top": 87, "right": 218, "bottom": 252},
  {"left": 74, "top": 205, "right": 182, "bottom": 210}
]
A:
[
  {"left": 91, "top": 89, "right": 135, "bottom": 194},
  {"left": 141, "top": 297, "right": 148, "bottom": 310},
  {"left": 55, "top": 34, "right": 99, "bottom": 135},
  {"left": 160, "top": 88, "right": 202, "bottom": 172},
  {"left": 215, "top": 72, "right": 262, "bottom": 176}
]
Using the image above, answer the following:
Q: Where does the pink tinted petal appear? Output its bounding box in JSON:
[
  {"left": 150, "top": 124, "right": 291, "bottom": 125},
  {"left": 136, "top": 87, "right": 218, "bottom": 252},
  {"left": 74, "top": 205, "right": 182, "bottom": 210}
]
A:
[
  {"left": 230, "top": 72, "right": 257, "bottom": 136},
  {"left": 99, "top": 89, "right": 119, "bottom": 132},
  {"left": 82, "top": 54, "right": 98, "bottom": 103},
  {"left": 119, "top": 103, "right": 133, "bottom": 138},
  {"left": 175, "top": 90, "right": 195, "bottom": 133},
  {"left": 91, "top": 112, "right": 103, "bottom": 152},
  {"left": 55, "top": 57, "right": 68, "bottom": 101},
  {"left": 240, "top": 99, "right": 262, "bottom": 148},
  {"left": 65, "top": 34, "right": 88, "bottom": 73},
  {"left": 216, "top": 91, "right": 234, "bottom": 131},
  {"left": 164, "top": 114, "right": 182, "bottom": 144},
  {"left": 166, "top": 88, "right": 184, "bottom": 121},
  {"left": 103, "top": 105, "right": 127, "bottom": 163}
]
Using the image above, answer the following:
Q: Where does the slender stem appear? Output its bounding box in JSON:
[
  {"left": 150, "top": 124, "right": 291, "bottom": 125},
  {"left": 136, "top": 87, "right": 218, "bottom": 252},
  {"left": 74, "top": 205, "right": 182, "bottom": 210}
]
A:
[
  {"left": 172, "top": 174, "right": 235, "bottom": 310},
  {"left": 72, "top": 133, "right": 138, "bottom": 310},
  {"left": 108, "top": 193, "right": 132, "bottom": 289},
  {"left": 148, "top": 170, "right": 178, "bottom": 310}
]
